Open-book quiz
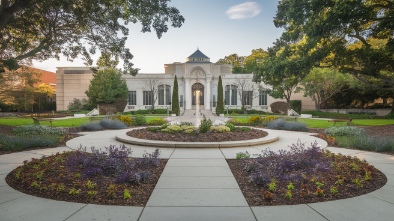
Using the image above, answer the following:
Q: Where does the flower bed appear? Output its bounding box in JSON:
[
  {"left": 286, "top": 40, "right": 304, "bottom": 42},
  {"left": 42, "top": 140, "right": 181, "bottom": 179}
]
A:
[
  {"left": 6, "top": 145, "right": 166, "bottom": 206},
  {"left": 227, "top": 141, "right": 387, "bottom": 206}
]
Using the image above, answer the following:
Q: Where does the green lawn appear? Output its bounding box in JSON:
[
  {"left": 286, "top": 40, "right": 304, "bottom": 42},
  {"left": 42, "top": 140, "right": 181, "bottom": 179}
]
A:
[
  {"left": 0, "top": 116, "right": 167, "bottom": 127},
  {"left": 229, "top": 117, "right": 394, "bottom": 129}
]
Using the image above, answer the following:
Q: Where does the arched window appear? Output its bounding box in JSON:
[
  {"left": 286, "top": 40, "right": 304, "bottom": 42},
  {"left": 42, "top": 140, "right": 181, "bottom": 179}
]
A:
[
  {"left": 158, "top": 84, "right": 171, "bottom": 105},
  {"left": 225, "top": 85, "right": 237, "bottom": 105}
]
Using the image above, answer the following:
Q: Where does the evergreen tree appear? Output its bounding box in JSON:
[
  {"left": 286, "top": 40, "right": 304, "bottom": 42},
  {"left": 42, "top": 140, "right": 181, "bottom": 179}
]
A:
[
  {"left": 172, "top": 75, "right": 180, "bottom": 116},
  {"left": 85, "top": 68, "right": 128, "bottom": 105},
  {"left": 216, "top": 75, "right": 224, "bottom": 115}
]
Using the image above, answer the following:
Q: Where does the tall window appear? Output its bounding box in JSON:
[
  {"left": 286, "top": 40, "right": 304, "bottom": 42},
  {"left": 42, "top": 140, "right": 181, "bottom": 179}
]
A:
[
  {"left": 242, "top": 91, "right": 253, "bottom": 106},
  {"left": 128, "top": 91, "right": 136, "bottom": 105},
  {"left": 158, "top": 84, "right": 171, "bottom": 105},
  {"left": 143, "top": 91, "right": 153, "bottom": 105},
  {"left": 225, "top": 85, "right": 237, "bottom": 105},
  {"left": 259, "top": 90, "right": 267, "bottom": 105}
]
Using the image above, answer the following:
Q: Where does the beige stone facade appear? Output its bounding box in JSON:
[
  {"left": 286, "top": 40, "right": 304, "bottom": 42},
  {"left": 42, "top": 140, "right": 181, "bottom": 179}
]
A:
[{"left": 56, "top": 50, "right": 315, "bottom": 112}]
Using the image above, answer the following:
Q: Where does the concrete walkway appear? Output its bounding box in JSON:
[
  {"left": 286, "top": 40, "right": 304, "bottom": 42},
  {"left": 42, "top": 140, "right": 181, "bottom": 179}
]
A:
[{"left": 1, "top": 125, "right": 393, "bottom": 220}]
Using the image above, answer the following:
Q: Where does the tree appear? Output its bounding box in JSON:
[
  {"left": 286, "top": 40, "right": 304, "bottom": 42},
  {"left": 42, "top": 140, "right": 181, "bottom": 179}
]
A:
[
  {"left": 274, "top": 0, "right": 394, "bottom": 112},
  {"left": 171, "top": 75, "right": 180, "bottom": 116},
  {"left": 216, "top": 49, "right": 268, "bottom": 73},
  {"left": 142, "top": 78, "right": 161, "bottom": 109},
  {"left": 244, "top": 48, "right": 268, "bottom": 73},
  {"left": 216, "top": 54, "right": 247, "bottom": 73},
  {"left": 34, "top": 83, "right": 54, "bottom": 110},
  {"left": 0, "top": 67, "right": 41, "bottom": 111},
  {"left": 0, "top": 0, "right": 185, "bottom": 75},
  {"left": 253, "top": 41, "right": 306, "bottom": 104},
  {"left": 233, "top": 76, "right": 259, "bottom": 111},
  {"left": 216, "top": 75, "right": 224, "bottom": 115},
  {"left": 299, "top": 68, "right": 349, "bottom": 110},
  {"left": 85, "top": 68, "right": 128, "bottom": 106}
]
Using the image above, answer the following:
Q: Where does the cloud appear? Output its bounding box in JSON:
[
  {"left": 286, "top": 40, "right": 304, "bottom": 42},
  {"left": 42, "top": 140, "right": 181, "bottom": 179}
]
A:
[{"left": 226, "top": 2, "right": 261, "bottom": 20}]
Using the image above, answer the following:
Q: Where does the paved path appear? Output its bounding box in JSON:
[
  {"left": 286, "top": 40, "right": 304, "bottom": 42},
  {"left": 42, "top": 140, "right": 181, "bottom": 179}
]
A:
[{"left": 1, "top": 127, "right": 394, "bottom": 220}]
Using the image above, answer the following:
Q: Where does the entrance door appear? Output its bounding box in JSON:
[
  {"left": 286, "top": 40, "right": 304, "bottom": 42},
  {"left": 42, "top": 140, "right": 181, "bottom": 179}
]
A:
[{"left": 192, "top": 83, "right": 204, "bottom": 106}]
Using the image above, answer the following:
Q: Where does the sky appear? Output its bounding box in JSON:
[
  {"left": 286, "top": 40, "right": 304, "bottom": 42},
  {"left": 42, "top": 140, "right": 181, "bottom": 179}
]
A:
[{"left": 32, "top": 0, "right": 283, "bottom": 73}]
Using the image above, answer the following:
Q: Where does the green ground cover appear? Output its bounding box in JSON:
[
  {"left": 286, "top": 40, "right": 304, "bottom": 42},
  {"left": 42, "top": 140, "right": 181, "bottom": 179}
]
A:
[
  {"left": 0, "top": 116, "right": 165, "bottom": 127},
  {"left": 229, "top": 117, "right": 394, "bottom": 128}
]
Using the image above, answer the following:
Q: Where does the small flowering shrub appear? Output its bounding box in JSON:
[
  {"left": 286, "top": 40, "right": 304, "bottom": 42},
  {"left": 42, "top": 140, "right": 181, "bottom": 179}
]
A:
[
  {"left": 147, "top": 118, "right": 166, "bottom": 125},
  {"left": 210, "top": 125, "right": 231, "bottom": 133},
  {"left": 112, "top": 115, "right": 132, "bottom": 126},
  {"left": 161, "top": 125, "right": 183, "bottom": 133},
  {"left": 261, "top": 116, "right": 279, "bottom": 125},
  {"left": 248, "top": 115, "right": 262, "bottom": 125}
]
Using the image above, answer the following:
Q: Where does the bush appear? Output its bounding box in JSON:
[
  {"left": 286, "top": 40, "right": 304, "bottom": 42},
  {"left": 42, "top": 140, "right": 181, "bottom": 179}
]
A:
[
  {"left": 227, "top": 118, "right": 245, "bottom": 125},
  {"left": 161, "top": 125, "right": 183, "bottom": 133},
  {"left": 132, "top": 115, "right": 146, "bottom": 126},
  {"left": 261, "top": 116, "right": 279, "bottom": 125},
  {"left": 199, "top": 118, "right": 212, "bottom": 133},
  {"left": 13, "top": 125, "right": 65, "bottom": 136},
  {"left": 147, "top": 127, "right": 161, "bottom": 132},
  {"left": 236, "top": 151, "right": 250, "bottom": 159},
  {"left": 147, "top": 118, "right": 166, "bottom": 125},
  {"left": 234, "top": 127, "right": 252, "bottom": 132},
  {"left": 67, "top": 98, "right": 89, "bottom": 112},
  {"left": 0, "top": 134, "right": 59, "bottom": 151},
  {"left": 289, "top": 100, "right": 302, "bottom": 114},
  {"left": 225, "top": 122, "right": 236, "bottom": 131},
  {"left": 335, "top": 136, "right": 394, "bottom": 153},
  {"left": 270, "top": 101, "right": 289, "bottom": 115},
  {"left": 80, "top": 122, "right": 103, "bottom": 131},
  {"left": 112, "top": 115, "right": 132, "bottom": 126},
  {"left": 325, "top": 126, "right": 365, "bottom": 137},
  {"left": 210, "top": 125, "right": 230, "bottom": 133},
  {"left": 248, "top": 115, "right": 262, "bottom": 125},
  {"left": 266, "top": 119, "right": 308, "bottom": 131},
  {"left": 99, "top": 119, "right": 128, "bottom": 129}
]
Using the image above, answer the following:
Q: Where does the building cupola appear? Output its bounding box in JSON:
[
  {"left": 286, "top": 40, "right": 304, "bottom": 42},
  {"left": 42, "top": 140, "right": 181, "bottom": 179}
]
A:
[{"left": 186, "top": 49, "right": 210, "bottom": 63}]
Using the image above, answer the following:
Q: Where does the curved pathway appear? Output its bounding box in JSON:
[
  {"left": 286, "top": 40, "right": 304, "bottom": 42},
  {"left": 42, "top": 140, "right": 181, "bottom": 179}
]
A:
[{"left": 0, "top": 129, "right": 393, "bottom": 221}]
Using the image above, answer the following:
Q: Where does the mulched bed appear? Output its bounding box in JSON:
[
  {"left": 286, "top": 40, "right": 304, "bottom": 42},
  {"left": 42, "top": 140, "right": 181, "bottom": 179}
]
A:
[
  {"left": 6, "top": 152, "right": 167, "bottom": 206},
  {"left": 227, "top": 156, "right": 387, "bottom": 206},
  {"left": 126, "top": 128, "right": 268, "bottom": 142}
]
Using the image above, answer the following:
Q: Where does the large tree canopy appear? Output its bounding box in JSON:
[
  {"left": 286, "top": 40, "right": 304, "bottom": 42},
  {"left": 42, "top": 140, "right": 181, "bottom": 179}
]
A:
[
  {"left": 273, "top": 0, "right": 394, "bottom": 109},
  {"left": 216, "top": 49, "right": 268, "bottom": 73},
  {"left": 0, "top": 0, "right": 184, "bottom": 75}
]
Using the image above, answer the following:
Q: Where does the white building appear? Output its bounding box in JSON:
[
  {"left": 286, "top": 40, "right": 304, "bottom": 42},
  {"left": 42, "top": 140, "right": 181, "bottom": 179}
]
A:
[{"left": 56, "top": 49, "right": 315, "bottom": 112}]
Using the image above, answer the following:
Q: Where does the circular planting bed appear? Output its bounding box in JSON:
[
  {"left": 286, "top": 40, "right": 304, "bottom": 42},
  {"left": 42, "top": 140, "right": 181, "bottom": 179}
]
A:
[
  {"left": 6, "top": 145, "right": 166, "bottom": 206},
  {"left": 126, "top": 128, "right": 268, "bottom": 142},
  {"left": 118, "top": 127, "right": 277, "bottom": 148}
]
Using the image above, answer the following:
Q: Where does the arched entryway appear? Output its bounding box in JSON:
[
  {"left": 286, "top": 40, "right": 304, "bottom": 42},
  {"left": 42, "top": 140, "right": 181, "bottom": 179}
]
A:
[{"left": 192, "top": 83, "right": 204, "bottom": 108}]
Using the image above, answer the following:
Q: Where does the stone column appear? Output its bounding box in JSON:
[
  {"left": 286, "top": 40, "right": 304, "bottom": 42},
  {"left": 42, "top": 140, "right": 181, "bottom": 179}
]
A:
[
  {"left": 185, "top": 78, "right": 191, "bottom": 110},
  {"left": 205, "top": 78, "right": 211, "bottom": 110}
]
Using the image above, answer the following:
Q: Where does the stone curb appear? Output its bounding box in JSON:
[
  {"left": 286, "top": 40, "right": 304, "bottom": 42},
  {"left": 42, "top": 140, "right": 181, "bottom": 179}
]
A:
[{"left": 115, "top": 128, "right": 279, "bottom": 148}]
